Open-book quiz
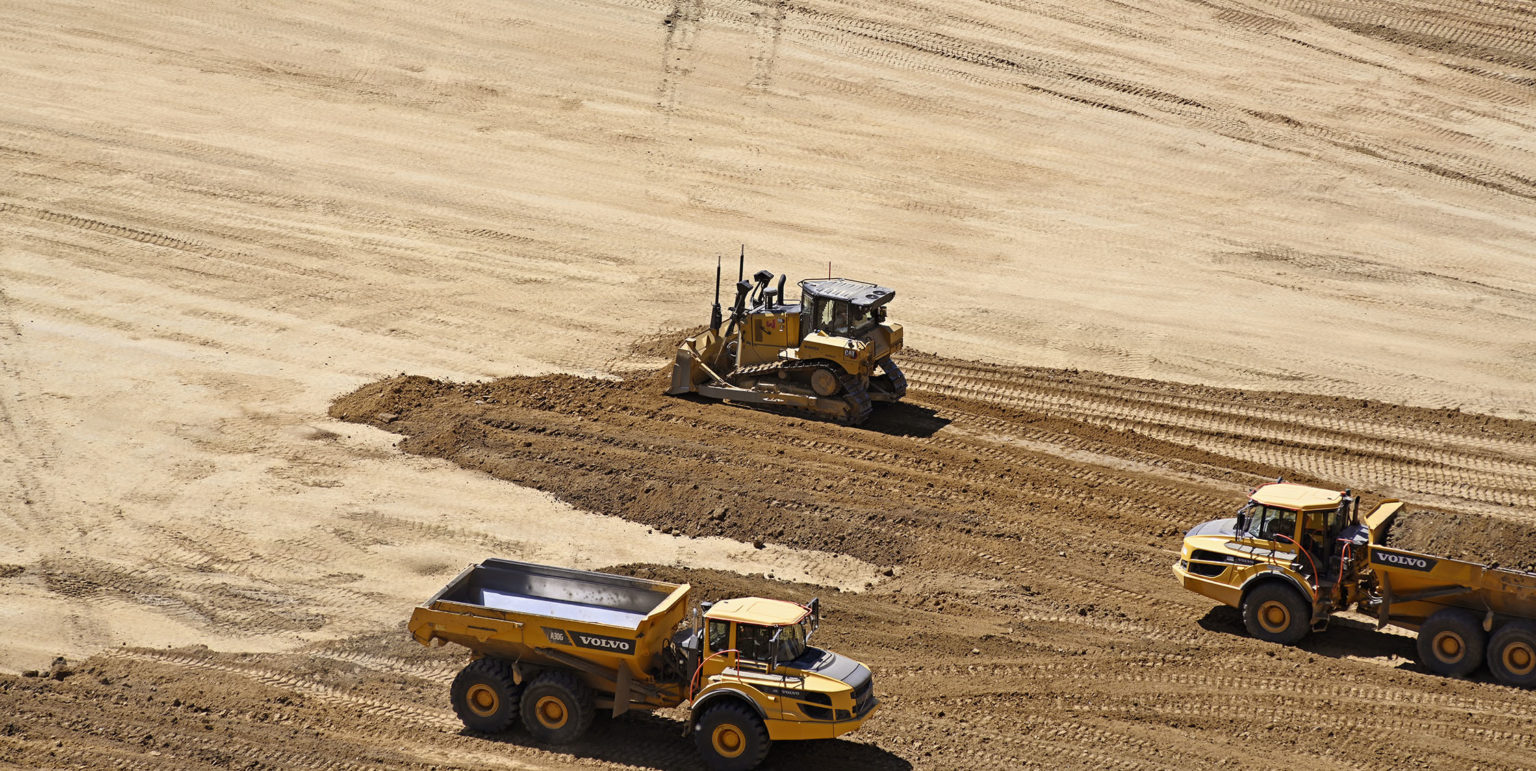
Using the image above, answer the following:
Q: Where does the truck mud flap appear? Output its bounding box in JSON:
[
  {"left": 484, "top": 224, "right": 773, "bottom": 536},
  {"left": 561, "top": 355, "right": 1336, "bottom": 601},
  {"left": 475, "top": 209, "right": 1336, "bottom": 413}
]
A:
[{"left": 613, "top": 664, "right": 632, "bottom": 717}]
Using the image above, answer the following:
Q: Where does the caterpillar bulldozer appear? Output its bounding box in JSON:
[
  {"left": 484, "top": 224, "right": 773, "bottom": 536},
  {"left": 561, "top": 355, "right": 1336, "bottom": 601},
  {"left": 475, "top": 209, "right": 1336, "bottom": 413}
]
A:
[{"left": 667, "top": 255, "right": 906, "bottom": 425}]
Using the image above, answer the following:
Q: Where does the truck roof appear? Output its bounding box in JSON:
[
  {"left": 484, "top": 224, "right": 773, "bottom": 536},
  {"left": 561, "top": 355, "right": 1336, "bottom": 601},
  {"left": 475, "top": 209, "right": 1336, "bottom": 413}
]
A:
[
  {"left": 1251, "top": 483, "right": 1341, "bottom": 510},
  {"left": 799, "top": 278, "right": 894, "bottom": 309},
  {"left": 706, "top": 596, "right": 810, "bottom": 626}
]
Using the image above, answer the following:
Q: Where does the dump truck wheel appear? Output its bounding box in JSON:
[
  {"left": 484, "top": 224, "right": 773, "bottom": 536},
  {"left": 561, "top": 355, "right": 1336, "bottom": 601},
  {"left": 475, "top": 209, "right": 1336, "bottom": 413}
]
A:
[
  {"left": 694, "top": 701, "right": 770, "bottom": 771},
  {"left": 1416, "top": 608, "right": 1486, "bottom": 677},
  {"left": 519, "top": 670, "right": 595, "bottom": 744},
  {"left": 450, "top": 658, "right": 520, "bottom": 733},
  {"left": 1487, "top": 621, "right": 1536, "bottom": 686},
  {"left": 1241, "top": 583, "right": 1309, "bottom": 644}
]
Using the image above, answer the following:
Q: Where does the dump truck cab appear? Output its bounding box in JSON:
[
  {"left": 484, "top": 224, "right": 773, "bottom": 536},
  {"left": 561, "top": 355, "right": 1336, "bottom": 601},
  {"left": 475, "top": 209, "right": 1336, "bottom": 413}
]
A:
[
  {"left": 692, "top": 596, "right": 877, "bottom": 746},
  {"left": 1175, "top": 482, "right": 1364, "bottom": 643},
  {"left": 1234, "top": 483, "right": 1355, "bottom": 578}
]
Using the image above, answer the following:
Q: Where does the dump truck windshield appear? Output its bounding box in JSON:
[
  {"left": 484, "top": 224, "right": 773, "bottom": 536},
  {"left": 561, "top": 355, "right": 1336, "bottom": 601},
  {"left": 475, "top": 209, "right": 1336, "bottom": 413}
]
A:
[
  {"left": 734, "top": 620, "right": 810, "bottom": 664},
  {"left": 1239, "top": 503, "right": 1298, "bottom": 542},
  {"left": 775, "top": 618, "right": 809, "bottom": 661}
]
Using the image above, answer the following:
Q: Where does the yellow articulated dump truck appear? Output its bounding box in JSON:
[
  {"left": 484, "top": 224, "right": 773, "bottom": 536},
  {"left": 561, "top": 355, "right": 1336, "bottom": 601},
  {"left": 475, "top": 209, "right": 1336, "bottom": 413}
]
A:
[
  {"left": 1175, "top": 481, "right": 1536, "bottom": 687},
  {"left": 409, "top": 559, "right": 878, "bottom": 770}
]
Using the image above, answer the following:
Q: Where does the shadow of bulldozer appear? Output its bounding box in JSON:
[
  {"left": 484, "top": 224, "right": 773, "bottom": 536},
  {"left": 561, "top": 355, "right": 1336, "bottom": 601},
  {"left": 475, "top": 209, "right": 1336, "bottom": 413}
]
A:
[
  {"left": 689, "top": 394, "right": 950, "bottom": 438},
  {"left": 861, "top": 401, "right": 950, "bottom": 438}
]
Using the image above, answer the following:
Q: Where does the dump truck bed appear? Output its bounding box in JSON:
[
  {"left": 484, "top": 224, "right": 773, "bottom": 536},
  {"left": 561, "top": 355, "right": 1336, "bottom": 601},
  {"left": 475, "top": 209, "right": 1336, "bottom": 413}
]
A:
[
  {"left": 475, "top": 589, "right": 648, "bottom": 627},
  {"left": 1363, "top": 505, "right": 1536, "bottom": 628},
  {"left": 1368, "top": 543, "right": 1536, "bottom": 627},
  {"left": 409, "top": 559, "right": 692, "bottom": 696},
  {"left": 429, "top": 559, "right": 678, "bottom": 629}
]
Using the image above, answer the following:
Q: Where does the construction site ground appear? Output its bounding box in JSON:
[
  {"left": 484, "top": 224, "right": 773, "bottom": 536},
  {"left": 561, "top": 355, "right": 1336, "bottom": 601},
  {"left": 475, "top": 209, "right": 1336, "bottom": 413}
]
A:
[
  {"left": 4, "top": 0, "right": 1536, "bottom": 768},
  {"left": 8, "top": 357, "right": 1536, "bottom": 769}
]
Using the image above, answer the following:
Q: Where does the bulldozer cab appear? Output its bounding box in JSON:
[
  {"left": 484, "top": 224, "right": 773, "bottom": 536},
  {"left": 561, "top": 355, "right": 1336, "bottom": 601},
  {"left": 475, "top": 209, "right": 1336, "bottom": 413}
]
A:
[{"left": 799, "top": 279, "right": 893, "bottom": 340}]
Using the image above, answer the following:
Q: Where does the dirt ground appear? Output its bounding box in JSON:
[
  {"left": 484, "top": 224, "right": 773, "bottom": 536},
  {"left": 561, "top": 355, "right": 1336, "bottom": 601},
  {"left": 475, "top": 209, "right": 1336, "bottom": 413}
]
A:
[
  {"left": 5, "top": 0, "right": 1536, "bottom": 768},
  {"left": 9, "top": 358, "right": 1536, "bottom": 769}
]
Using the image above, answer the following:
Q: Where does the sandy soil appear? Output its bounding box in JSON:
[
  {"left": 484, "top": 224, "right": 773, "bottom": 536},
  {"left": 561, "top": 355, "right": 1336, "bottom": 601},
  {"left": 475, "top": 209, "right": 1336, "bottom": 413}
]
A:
[
  {"left": 4, "top": 0, "right": 1536, "bottom": 768},
  {"left": 9, "top": 361, "right": 1536, "bottom": 769}
]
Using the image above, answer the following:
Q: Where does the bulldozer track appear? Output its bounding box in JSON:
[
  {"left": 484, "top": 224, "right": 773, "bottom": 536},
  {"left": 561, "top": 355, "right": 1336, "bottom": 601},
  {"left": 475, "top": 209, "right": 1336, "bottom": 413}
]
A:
[
  {"left": 903, "top": 356, "right": 1536, "bottom": 457},
  {"left": 902, "top": 357, "right": 1536, "bottom": 511}
]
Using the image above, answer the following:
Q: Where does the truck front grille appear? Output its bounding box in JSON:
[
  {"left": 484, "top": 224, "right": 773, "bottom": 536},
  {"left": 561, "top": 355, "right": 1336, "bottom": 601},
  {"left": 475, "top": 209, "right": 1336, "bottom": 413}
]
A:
[{"left": 851, "top": 677, "right": 875, "bottom": 716}]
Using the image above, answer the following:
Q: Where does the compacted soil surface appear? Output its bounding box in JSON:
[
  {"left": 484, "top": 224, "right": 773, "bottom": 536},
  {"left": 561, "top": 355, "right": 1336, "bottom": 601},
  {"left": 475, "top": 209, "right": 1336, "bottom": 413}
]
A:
[
  {"left": 6, "top": 0, "right": 1536, "bottom": 768},
  {"left": 6, "top": 353, "right": 1536, "bottom": 768}
]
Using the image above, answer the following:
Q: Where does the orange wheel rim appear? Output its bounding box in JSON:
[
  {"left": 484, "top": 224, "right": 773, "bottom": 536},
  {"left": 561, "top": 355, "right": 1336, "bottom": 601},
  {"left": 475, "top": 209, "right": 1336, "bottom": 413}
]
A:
[
  {"left": 466, "top": 684, "right": 499, "bottom": 717},
  {"left": 1260, "top": 601, "right": 1290, "bottom": 633},
  {"left": 536, "top": 696, "right": 568, "bottom": 729},
  {"left": 1504, "top": 642, "right": 1535, "bottom": 676},
  {"left": 1433, "top": 631, "right": 1464, "bottom": 662},
  {"left": 711, "top": 724, "right": 746, "bottom": 758}
]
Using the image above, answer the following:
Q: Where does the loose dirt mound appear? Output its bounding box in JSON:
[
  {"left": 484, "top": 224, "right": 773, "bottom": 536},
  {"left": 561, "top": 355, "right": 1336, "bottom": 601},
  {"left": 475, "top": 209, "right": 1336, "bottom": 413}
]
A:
[
  {"left": 7, "top": 354, "right": 1536, "bottom": 768},
  {"left": 332, "top": 353, "right": 1536, "bottom": 569},
  {"left": 314, "top": 353, "right": 1536, "bottom": 768},
  {"left": 1386, "top": 509, "right": 1536, "bottom": 572}
]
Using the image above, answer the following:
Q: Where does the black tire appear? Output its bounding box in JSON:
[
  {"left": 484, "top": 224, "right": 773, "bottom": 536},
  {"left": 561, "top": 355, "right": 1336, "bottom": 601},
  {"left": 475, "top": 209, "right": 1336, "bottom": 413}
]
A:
[
  {"left": 694, "top": 701, "right": 771, "bottom": 771},
  {"left": 1242, "top": 582, "right": 1310, "bottom": 645},
  {"left": 1416, "top": 608, "right": 1486, "bottom": 677},
  {"left": 450, "top": 658, "right": 521, "bottom": 733},
  {"left": 1489, "top": 621, "right": 1536, "bottom": 687},
  {"left": 519, "top": 670, "right": 595, "bottom": 744}
]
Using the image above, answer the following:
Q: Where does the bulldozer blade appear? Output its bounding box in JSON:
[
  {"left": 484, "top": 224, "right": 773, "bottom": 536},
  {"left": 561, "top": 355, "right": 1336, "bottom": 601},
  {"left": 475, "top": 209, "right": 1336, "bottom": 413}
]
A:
[
  {"left": 695, "top": 383, "right": 856, "bottom": 422},
  {"left": 667, "top": 331, "right": 724, "bottom": 395},
  {"left": 667, "top": 348, "right": 701, "bottom": 395}
]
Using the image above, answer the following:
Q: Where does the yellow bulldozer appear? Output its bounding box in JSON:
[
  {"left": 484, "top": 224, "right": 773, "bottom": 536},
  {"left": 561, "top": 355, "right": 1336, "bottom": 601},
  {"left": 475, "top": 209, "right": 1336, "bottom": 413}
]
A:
[{"left": 667, "top": 254, "right": 906, "bottom": 425}]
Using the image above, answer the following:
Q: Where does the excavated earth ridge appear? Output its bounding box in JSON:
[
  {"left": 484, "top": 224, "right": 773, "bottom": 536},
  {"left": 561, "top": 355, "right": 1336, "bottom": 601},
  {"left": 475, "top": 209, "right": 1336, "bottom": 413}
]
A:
[{"left": 7, "top": 351, "right": 1536, "bottom": 770}]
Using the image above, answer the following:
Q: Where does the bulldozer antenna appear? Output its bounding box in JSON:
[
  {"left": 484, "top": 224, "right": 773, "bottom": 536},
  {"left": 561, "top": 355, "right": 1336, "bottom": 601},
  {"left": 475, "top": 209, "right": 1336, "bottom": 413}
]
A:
[
  {"left": 828, "top": 261, "right": 831, "bottom": 279},
  {"left": 710, "top": 256, "right": 723, "bottom": 331},
  {"left": 738, "top": 245, "right": 745, "bottom": 283}
]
